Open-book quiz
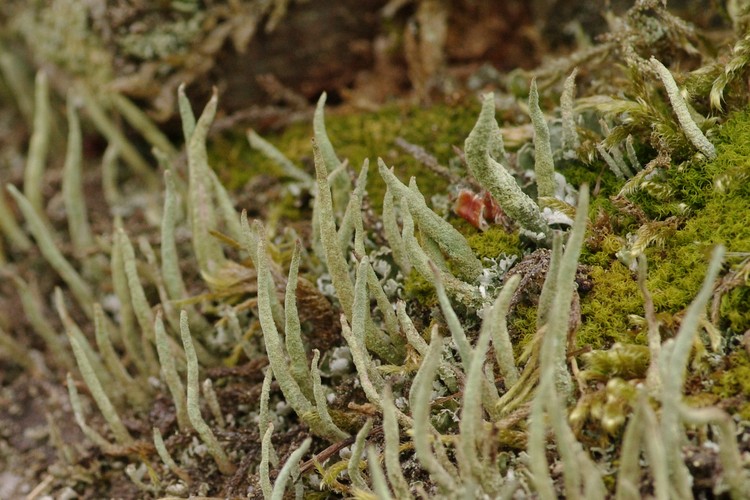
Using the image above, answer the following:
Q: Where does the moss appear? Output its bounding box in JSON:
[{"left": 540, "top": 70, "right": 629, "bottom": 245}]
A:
[
  {"left": 710, "top": 350, "right": 750, "bottom": 420},
  {"left": 601, "top": 474, "right": 617, "bottom": 493},
  {"left": 711, "top": 108, "right": 750, "bottom": 190},
  {"left": 578, "top": 262, "right": 645, "bottom": 349},
  {"left": 586, "top": 108, "right": 747, "bottom": 337},
  {"left": 627, "top": 156, "right": 722, "bottom": 220},
  {"left": 581, "top": 234, "right": 625, "bottom": 268},
  {"left": 721, "top": 284, "right": 750, "bottom": 334},
  {"left": 626, "top": 108, "right": 750, "bottom": 221},
  {"left": 466, "top": 226, "right": 521, "bottom": 260},
  {"left": 209, "top": 101, "right": 484, "bottom": 211},
  {"left": 580, "top": 344, "right": 650, "bottom": 381},
  {"left": 208, "top": 131, "right": 273, "bottom": 189},
  {"left": 643, "top": 171, "right": 750, "bottom": 331},
  {"left": 558, "top": 158, "right": 620, "bottom": 198},
  {"left": 403, "top": 269, "right": 438, "bottom": 307},
  {"left": 509, "top": 303, "right": 537, "bottom": 358},
  {"left": 580, "top": 196, "right": 638, "bottom": 268},
  {"left": 644, "top": 243, "right": 711, "bottom": 315},
  {"left": 203, "top": 90, "right": 750, "bottom": 358}
]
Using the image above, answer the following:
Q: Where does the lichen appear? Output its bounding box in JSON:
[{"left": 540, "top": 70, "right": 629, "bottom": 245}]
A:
[
  {"left": 3, "top": 2, "right": 750, "bottom": 498},
  {"left": 211, "top": 101, "right": 483, "bottom": 209}
]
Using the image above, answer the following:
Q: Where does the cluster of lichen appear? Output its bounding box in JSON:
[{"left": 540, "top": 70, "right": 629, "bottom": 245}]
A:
[
  {"left": 1, "top": 1, "right": 750, "bottom": 499},
  {"left": 1, "top": 0, "right": 297, "bottom": 121}
]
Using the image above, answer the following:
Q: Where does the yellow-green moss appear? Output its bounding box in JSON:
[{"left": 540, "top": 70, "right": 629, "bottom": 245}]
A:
[
  {"left": 509, "top": 303, "right": 537, "bottom": 358},
  {"left": 578, "top": 262, "right": 645, "bottom": 349},
  {"left": 558, "top": 158, "right": 620, "bottom": 198},
  {"left": 710, "top": 350, "right": 750, "bottom": 420},
  {"left": 581, "top": 233, "right": 626, "bottom": 268},
  {"left": 208, "top": 131, "right": 280, "bottom": 189},
  {"left": 580, "top": 344, "right": 650, "bottom": 381},
  {"left": 209, "top": 101, "right": 484, "bottom": 211},
  {"left": 639, "top": 109, "right": 750, "bottom": 333},
  {"left": 466, "top": 226, "right": 521, "bottom": 260},
  {"left": 403, "top": 269, "right": 438, "bottom": 307},
  {"left": 620, "top": 108, "right": 750, "bottom": 223},
  {"left": 721, "top": 285, "right": 750, "bottom": 333}
]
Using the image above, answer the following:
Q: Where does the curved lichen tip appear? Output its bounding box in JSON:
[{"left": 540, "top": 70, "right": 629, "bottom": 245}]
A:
[
  {"left": 465, "top": 93, "right": 550, "bottom": 243},
  {"left": 650, "top": 56, "right": 716, "bottom": 160}
]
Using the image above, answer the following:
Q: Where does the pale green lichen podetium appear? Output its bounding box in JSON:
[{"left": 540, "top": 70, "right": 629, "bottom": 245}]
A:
[
  {"left": 271, "top": 437, "right": 312, "bottom": 500},
  {"left": 109, "top": 92, "right": 178, "bottom": 159},
  {"left": 596, "top": 143, "right": 629, "bottom": 180},
  {"left": 349, "top": 258, "right": 388, "bottom": 393},
  {"left": 253, "top": 222, "right": 314, "bottom": 416},
  {"left": 260, "top": 423, "right": 275, "bottom": 499},
  {"left": 560, "top": 68, "right": 580, "bottom": 158},
  {"left": 529, "top": 79, "right": 556, "bottom": 201},
  {"left": 338, "top": 159, "right": 369, "bottom": 254},
  {"left": 254, "top": 220, "right": 348, "bottom": 441},
  {"left": 202, "top": 378, "right": 225, "bottom": 428},
  {"left": 153, "top": 427, "right": 191, "bottom": 484},
  {"left": 367, "top": 446, "right": 392, "bottom": 499},
  {"left": 484, "top": 273, "right": 521, "bottom": 387},
  {"left": 24, "top": 71, "right": 51, "bottom": 214},
  {"left": 679, "top": 405, "right": 750, "bottom": 499},
  {"left": 309, "top": 349, "right": 348, "bottom": 440},
  {"left": 54, "top": 289, "right": 115, "bottom": 396},
  {"left": 528, "top": 186, "right": 601, "bottom": 500},
  {"left": 548, "top": 185, "right": 589, "bottom": 400},
  {"left": 60, "top": 301, "right": 133, "bottom": 446},
  {"left": 118, "top": 228, "right": 159, "bottom": 356},
  {"left": 247, "top": 129, "right": 313, "bottom": 185},
  {"left": 432, "top": 262, "right": 473, "bottom": 371},
  {"left": 650, "top": 56, "right": 717, "bottom": 160},
  {"left": 378, "top": 159, "right": 482, "bottom": 281},
  {"left": 0, "top": 326, "right": 34, "bottom": 371},
  {"left": 382, "top": 188, "right": 411, "bottom": 275},
  {"left": 161, "top": 169, "right": 188, "bottom": 302},
  {"left": 409, "top": 333, "right": 457, "bottom": 493},
  {"left": 179, "top": 310, "right": 236, "bottom": 475},
  {"left": 456, "top": 300, "right": 493, "bottom": 486},
  {"left": 77, "top": 84, "right": 157, "bottom": 189},
  {"left": 615, "top": 392, "right": 655, "bottom": 500},
  {"left": 61, "top": 93, "right": 94, "bottom": 260},
  {"left": 93, "top": 303, "right": 148, "bottom": 409},
  {"left": 396, "top": 191, "right": 479, "bottom": 307},
  {"left": 381, "top": 385, "right": 412, "bottom": 499},
  {"left": 258, "top": 367, "right": 279, "bottom": 468},
  {"left": 7, "top": 185, "right": 95, "bottom": 320},
  {"left": 100, "top": 144, "right": 121, "bottom": 207},
  {"left": 0, "top": 188, "right": 32, "bottom": 252},
  {"left": 636, "top": 255, "right": 662, "bottom": 392},
  {"left": 284, "top": 241, "right": 315, "bottom": 399},
  {"left": 465, "top": 94, "right": 551, "bottom": 243},
  {"left": 9, "top": 274, "right": 73, "bottom": 370},
  {"left": 66, "top": 372, "right": 119, "bottom": 454},
  {"left": 154, "top": 311, "right": 189, "bottom": 432},
  {"left": 659, "top": 246, "right": 724, "bottom": 499},
  {"left": 314, "top": 92, "right": 350, "bottom": 217},
  {"left": 313, "top": 141, "right": 400, "bottom": 363},
  {"left": 183, "top": 88, "right": 225, "bottom": 276},
  {"left": 348, "top": 418, "right": 374, "bottom": 493}
]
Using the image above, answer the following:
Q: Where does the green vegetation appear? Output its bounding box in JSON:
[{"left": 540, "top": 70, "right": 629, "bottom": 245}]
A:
[{"left": 2, "top": 1, "right": 750, "bottom": 499}]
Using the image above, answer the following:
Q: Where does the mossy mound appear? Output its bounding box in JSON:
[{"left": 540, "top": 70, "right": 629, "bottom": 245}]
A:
[{"left": 209, "top": 102, "right": 484, "bottom": 212}]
